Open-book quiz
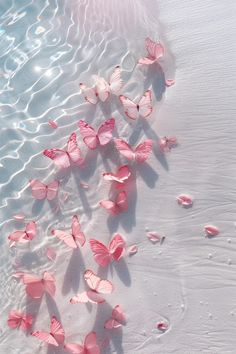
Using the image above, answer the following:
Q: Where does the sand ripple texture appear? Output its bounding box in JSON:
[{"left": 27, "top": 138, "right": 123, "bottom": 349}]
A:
[{"left": 0, "top": 0, "right": 236, "bottom": 353}]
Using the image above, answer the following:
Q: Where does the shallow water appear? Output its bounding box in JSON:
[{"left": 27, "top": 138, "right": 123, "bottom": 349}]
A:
[{"left": 1, "top": 0, "right": 236, "bottom": 353}]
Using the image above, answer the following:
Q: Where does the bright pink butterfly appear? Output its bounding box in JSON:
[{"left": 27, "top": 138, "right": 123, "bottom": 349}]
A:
[
  {"left": 7, "top": 310, "right": 33, "bottom": 331},
  {"left": 8, "top": 221, "right": 36, "bottom": 248},
  {"left": 43, "top": 132, "right": 83, "bottom": 168},
  {"left": 176, "top": 194, "right": 193, "bottom": 207},
  {"left": 138, "top": 37, "right": 164, "bottom": 65},
  {"left": 78, "top": 118, "right": 115, "bottom": 150},
  {"left": 31, "top": 316, "right": 65, "bottom": 347},
  {"left": 64, "top": 331, "right": 100, "bottom": 354},
  {"left": 30, "top": 179, "right": 59, "bottom": 200},
  {"left": 89, "top": 234, "right": 126, "bottom": 267},
  {"left": 102, "top": 165, "right": 131, "bottom": 187},
  {"left": 104, "top": 305, "right": 126, "bottom": 329},
  {"left": 70, "top": 269, "right": 114, "bottom": 305},
  {"left": 100, "top": 191, "right": 128, "bottom": 215},
  {"left": 204, "top": 225, "right": 219, "bottom": 237},
  {"left": 14, "top": 271, "right": 56, "bottom": 298},
  {"left": 80, "top": 66, "right": 122, "bottom": 104},
  {"left": 52, "top": 215, "right": 85, "bottom": 249},
  {"left": 114, "top": 138, "right": 153, "bottom": 163},
  {"left": 159, "top": 136, "right": 178, "bottom": 153},
  {"left": 119, "top": 90, "right": 152, "bottom": 120}
]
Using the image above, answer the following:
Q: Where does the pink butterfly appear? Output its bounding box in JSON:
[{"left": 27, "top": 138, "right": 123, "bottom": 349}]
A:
[
  {"left": 31, "top": 316, "right": 65, "bottom": 347},
  {"left": 48, "top": 120, "right": 58, "bottom": 129},
  {"left": 64, "top": 331, "right": 100, "bottom": 354},
  {"left": 165, "top": 79, "right": 175, "bottom": 87},
  {"left": 8, "top": 221, "right": 36, "bottom": 248},
  {"left": 159, "top": 136, "right": 178, "bottom": 153},
  {"left": 119, "top": 90, "right": 152, "bottom": 120},
  {"left": 78, "top": 118, "right": 115, "bottom": 150},
  {"left": 14, "top": 271, "right": 56, "bottom": 298},
  {"left": 100, "top": 190, "right": 128, "bottom": 215},
  {"left": 43, "top": 132, "right": 83, "bottom": 168},
  {"left": 30, "top": 179, "right": 59, "bottom": 200},
  {"left": 70, "top": 269, "right": 114, "bottom": 305},
  {"left": 52, "top": 215, "right": 85, "bottom": 249},
  {"left": 89, "top": 234, "right": 126, "bottom": 267},
  {"left": 7, "top": 310, "right": 33, "bottom": 331},
  {"left": 138, "top": 37, "right": 164, "bottom": 65},
  {"left": 102, "top": 165, "right": 131, "bottom": 187},
  {"left": 114, "top": 138, "right": 153, "bottom": 163},
  {"left": 104, "top": 305, "right": 126, "bottom": 329},
  {"left": 204, "top": 225, "right": 219, "bottom": 237},
  {"left": 80, "top": 66, "right": 122, "bottom": 104},
  {"left": 176, "top": 194, "right": 193, "bottom": 207}
]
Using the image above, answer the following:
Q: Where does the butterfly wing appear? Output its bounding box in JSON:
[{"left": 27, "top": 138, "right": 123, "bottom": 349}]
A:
[
  {"left": 43, "top": 149, "right": 71, "bottom": 169},
  {"left": 52, "top": 229, "right": 77, "bottom": 249},
  {"left": 71, "top": 215, "right": 86, "bottom": 247},
  {"left": 46, "top": 180, "right": 59, "bottom": 200},
  {"left": 138, "top": 56, "right": 157, "bottom": 65},
  {"left": 84, "top": 332, "right": 100, "bottom": 354},
  {"left": 97, "top": 118, "right": 115, "bottom": 146},
  {"left": 108, "top": 234, "right": 126, "bottom": 261},
  {"left": 119, "top": 95, "right": 139, "bottom": 120},
  {"left": 7, "top": 311, "right": 22, "bottom": 329},
  {"left": 50, "top": 316, "right": 65, "bottom": 345},
  {"left": 8, "top": 230, "right": 27, "bottom": 247},
  {"left": 64, "top": 343, "right": 85, "bottom": 354},
  {"left": 134, "top": 140, "right": 153, "bottom": 163},
  {"left": 89, "top": 239, "right": 111, "bottom": 267},
  {"left": 145, "top": 37, "right": 164, "bottom": 60},
  {"left": 99, "top": 199, "right": 118, "bottom": 215},
  {"left": 70, "top": 291, "right": 105, "bottom": 304},
  {"left": 115, "top": 191, "right": 128, "bottom": 213},
  {"left": 112, "top": 305, "right": 126, "bottom": 323},
  {"left": 67, "top": 133, "right": 83, "bottom": 165},
  {"left": 78, "top": 120, "right": 99, "bottom": 150},
  {"left": 114, "top": 139, "right": 135, "bottom": 161},
  {"left": 84, "top": 269, "right": 113, "bottom": 294},
  {"left": 109, "top": 66, "right": 123, "bottom": 95},
  {"left": 22, "top": 273, "right": 44, "bottom": 299},
  {"left": 32, "top": 330, "right": 58, "bottom": 346},
  {"left": 104, "top": 318, "right": 122, "bottom": 329},
  {"left": 80, "top": 83, "right": 98, "bottom": 104},
  {"left": 103, "top": 165, "right": 131, "bottom": 184},
  {"left": 30, "top": 179, "right": 47, "bottom": 200},
  {"left": 138, "top": 90, "right": 152, "bottom": 118},
  {"left": 93, "top": 75, "right": 110, "bottom": 102},
  {"left": 43, "top": 272, "right": 56, "bottom": 297},
  {"left": 25, "top": 221, "right": 36, "bottom": 240}
]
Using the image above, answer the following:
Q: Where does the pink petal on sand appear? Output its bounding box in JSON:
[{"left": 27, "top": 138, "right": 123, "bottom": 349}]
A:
[
  {"left": 80, "top": 182, "right": 89, "bottom": 189},
  {"left": 48, "top": 120, "right": 58, "bottom": 129},
  {"left": 176, "top": 194, "right": 193, "bottom": 207},
  {"left": 165, "top": 79, "right": 175, "bottom": 87},
  {"left": 204, "top": 225, "right": 219, "bottom": 237},
  {"left": 156, "top": 321, "right": 169, "bottom": 331},
  {"left": 128, "top": 245, "right": 138, "bottom": 256},
  {"left": 147, "top": 231, "right": 165, "bottom": 244}
]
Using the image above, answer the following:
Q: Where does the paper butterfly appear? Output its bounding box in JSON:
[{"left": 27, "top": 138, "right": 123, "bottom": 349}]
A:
[
  {"left": 14, "top": 271, "right": 56, "bottom": 299},
  {"left": 7, "top": 310, "right": 33, "bottom": 331},
  {"left": 138, "top": 37, "right": 164, "bottom": 65},
  {"left": 99, "top": 191, "right": 128, "bottom": 215},
  {"left": 102, "top": 165, "right": 131, "bottom": 186},
  {"left": 31, "top": 316, "right": 65, "bottom": 347},
  {"left": 43, "top": 132, "right": 83, "bottom": 168},
  {"left": 89, "top": 234, "right": 126, "bottom": 267},
  {"left": 30, "top": 179, "right": 59, "bottom": 200},
  {"left": 64, "top": 332, "right": 100, "bottom": 354},
  {"left": 114, "top": 138, "right": 153, "bottom": 163},
  {"left": 159, "top": 136, "right": 178, "bottom": 152},
  {"left": 119, "top": 90, "right": 152, "bottom": 120},
  {"left": 80, "top": 66, "right": 122, "bottom": 104},
  {"left": 8, "top": 221, "right": 36, "bottom": 248},
  {"left": 70, "top": 269, "right": 114, "bottom": 305},
  {"left": 104, "top": 305, "right": 126, "bottom": 329},
  {"left": 52, "top": 215, "right": 85, "bottom": 249},
  {"left": 78, "top": 118, "right": 115, "bottom": 150}
]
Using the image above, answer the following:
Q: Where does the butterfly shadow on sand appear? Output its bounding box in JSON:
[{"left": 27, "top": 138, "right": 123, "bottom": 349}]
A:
[
  {"left": 62, "top": 248, "right": 85, "bottom": 296},
  {"left": 143, "top": 62, "right": 166, "bottom": 102}
]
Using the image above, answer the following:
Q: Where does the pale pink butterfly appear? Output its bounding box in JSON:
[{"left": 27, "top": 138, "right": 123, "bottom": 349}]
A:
[
  {"left": 114, "top": 138, "right": 153, "bottom": 163},
  {"left": 43, "top": 132, "right": 83, "bottom": 168},
  {"left": 78, "top": 118, "right": 115, "bottom": 150},
  {"left": 31, "top": 316, "right": 65, "bottom": 347},
  {"left": 119, "top": 90, "right": 152, "bottom": 120},
  {"left": 138, "top": 37, "right": 164, "bottom": 65},
  {"left": 70, "top": 269, "right": 114, "bottom": 305},
  {"left": 99, "top": 190, "right": 128, "bottom": 215},
  {"left": 48, "top": 120, "right": 58, "bottom": 129},
  {"left": 102, "top": 165, "right": 131, "bottom": 187},
  {"left": 52, "top": 215, "right": 85, "bottom": 249},
  {"left": 80, "top": 66, "right": 122, "bottom": 104},
  {"left": 13, "top": 271, "right": 56, "bottom": 299},
  {"left": 159, "top": 136, "right": 178, "bottom": 153},
  {"left": 64, "top": 331, "right": 100, "bottom": 354},
  {"left": 7, "top": 310, "right": 33, "bottom": 331},
  {"left": 89, "top": 234, "right": 126, "bottom": 267},
  {"left": 29, "top": 179, "right": 59, "bottom": 200},
  {"left": 104, "top": 305, "right": 126, "bottom": 329},
  {"left": 176, "top": 194, "right": 193, "bottom": 207},
  {"left": 8, "top": 221, "right": 36, "bottom": 248},
  {"left": 204, "top": 225, "right": 219, "bottom": 237}
]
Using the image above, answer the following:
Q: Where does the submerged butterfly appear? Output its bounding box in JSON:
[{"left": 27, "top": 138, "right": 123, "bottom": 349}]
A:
[
  {"left": 43, "top": 132, "right": 83, "bottom": 168},
  {"left": 89, "top": 234, "right": 126, "bottom": 267},
  {"left": 119, "top": 90, "right": 152, "bottom": 120},
  {"left": 8, "top": 221, "right": 36, "bottom": 248},
  {"left": 52, "top": 215, "right": 85, "bottom": 249},
  {"left": 30, "top": 179, "right": 59, "bottom": 200},
  {"left": 64, "top": 331, "right": 100, "bottom": 354},
  {"left": 13, "top": 271, "right": 56, "bottom": 299},
  {"left": 78, "top": 118, "right": 115, "bottom": 150},
  {"left": 159, "top": 136, "right": 178, "bottom": 153},
  {"left": 114, "top": 138, "right": 153, "bottom": 163},
  {"left": 138, "top": 37, "right": 164, "bottom": 65},
  {"left": 100, "top": 191, "right": 128, "bottom": 215},
  {"left": 70, "top": 269, "right": 114, "bottom": 304},
  {"left": 31, "top": 316, "right": 65, "bottom": 347},
  {"left": 80, "top": 66, "right": 122, "bottom": 104},
  {"left": 7, "top": 310, "right": 33, "bottom": 331},
  {"left": 102, "top": 165, "right": 131, "bottom": 187},
  {"left": 104, "top": 305, "right": 126, "bottom": 329}
]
